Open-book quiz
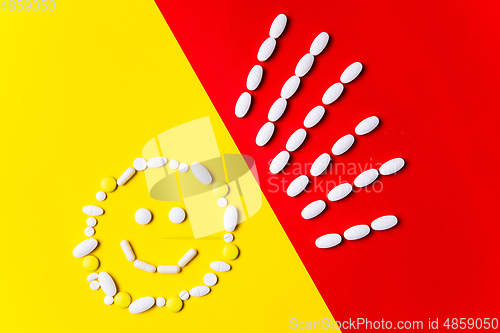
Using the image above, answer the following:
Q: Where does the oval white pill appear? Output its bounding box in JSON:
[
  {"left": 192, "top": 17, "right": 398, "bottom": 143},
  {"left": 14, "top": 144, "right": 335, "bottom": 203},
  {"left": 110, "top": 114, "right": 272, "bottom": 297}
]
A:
[
  {"left": 129, "top": 297, "right": 155, "bottom": 314},
  {"left": 224, "top": 233, "right": 234, "bottom": 243},
  {"left": 98, "top": 272, "right": 117, "bottom": 296},
  {"left": 82, "top": 205, "right": 103, "bottom": 217},
  {"left": 235, "top": 92, "right": 252, "bottom": 118},
  {"left": 355, "top": 116, "right": 380, "bottom": 135},
  {"left": 178, "top": 248, "right": 197, "bottom": 267},
  {"left": 86, "top": 217, "right": 97, "bottom": 227},
  {"left": 269, "top": 150, "right": 290, "bottom": 174},
  {"left": 379, "top": 158, "right": 405, "bottom": 176},
  {"left": 224, "top": 206, "right": 238, "bottom": 232},
  {"left": 286, "top": 175, "right": 309, "bottom": 197},
  {"left": 84, "top": 227, "right": 95, "bottom": 237},
  {"left": 344, "top": 225, "right": 370, "bottom": 240},
  {"left": 327, "top": 183, "right": 353, "bottom": 202},
  {"left": 117, "top": 167, "right": 136, "bottom": 186},
  {"left": 268, "top": 97, "right": 287, "bottom": 122},
  {"left": 169, "top": 160, "right": 179, "bottom": 169},
  {"left": 246, "top": 65, "right": 263, "bottom": 91},
  {"left": 134, "top": 260, "right": 156, "bottom": 273},
  {"left": 255, "top": 122, "right": 275, "bottom": 146},
  {"left": 156, "top": 297, "right": 166, "bottom": 307},
  {"left": 204, "top": 273, "right": 218, "bottom": 287},
  {"left": 269, "top": 13, "right": 287, "bottom": 38},
  {"left": 191, "top": 162, "right": 213, "bottom": 185},
  {"left": 179, "top": 291, "right": 190, "bottom": 301},
  {"left": 303, "top": 106, "right": 325, "bottom": 128},
  {"left": 295, "top": 53, "right": 314, "bottom": 77},
  {"left": 257, "top": 37, "right": 276, "bottom": 62},
  {"left": 310, "top": 153, "right": 331, "bottom": 177},
  {"left": 210, "top": 261, "right": 231, "bottom": 272},
  {"left": 315, "top": 234, "right": 342, "bottom": 249},
  {"left": 340, "top": 61, "right": 363, "bottom": 84},
  {"left": 96, "top": 191, "right": 106, "bottom": 201},
  {"left": 158, "top": 265, "right": 180, "bottom": 273},
  {"left": 86, "top": 272, "right": 98, "bottom": 282},
  {"left": 147, "top": 156, "right": 167, "bottom": 168},
  {"left": 179, "top": 163, "right": 189, "bottom": 173},
  {"left": 280, "top": 75, "right": 300, "bottom": 99},
  {"left": 331, "top": 134, "right": 355, "bottom": 156},
  {"left": 310, "top": 32, "right": 329, "bottom": 56},
  {"left": 286, "top": 128, "right": 307, "bottom": 152},
  {"left": 189, "top": 286, "right": 211, "bottom": 297},
  {"left": 73, "top": 238, "right": 98, "bottom": 258},
  {"left": 133, "top": 158, "right": 147, "bottom": 171},
  {"left": 322, "top": 82, "right": 344, "bottom": 105},
  {"left": 169, "top": 207, "right": 186, "bottom": 224},
  {"left": 301, "top": 200, "right": 327, "bottom": 219},
  {"left": 90, "top": 281, "right": 100, "bottom": 291},
  {"left": 354, "top": 169, "right": 379, "bottom": 188},
  {"left": 120, "top": 240, "right": 135, "bottom": 261},
  {"left": 371, "top": 215, "right": 398, "bottom": 231},
  {"left": 104, "top": 296, "right": 114, "bottom": 305},
  {"left": 135, "top": 208, "right": 152, "bottom": 225},
  {"left": 218, "top": 197, "right": 228, "bottom": 207}
]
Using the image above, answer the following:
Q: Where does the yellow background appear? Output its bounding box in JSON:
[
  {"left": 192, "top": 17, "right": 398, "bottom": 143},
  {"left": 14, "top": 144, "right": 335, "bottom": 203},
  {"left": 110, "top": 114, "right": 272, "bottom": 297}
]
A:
[{"left": 0, "top": 1, "right": 335, "bottom": 331}]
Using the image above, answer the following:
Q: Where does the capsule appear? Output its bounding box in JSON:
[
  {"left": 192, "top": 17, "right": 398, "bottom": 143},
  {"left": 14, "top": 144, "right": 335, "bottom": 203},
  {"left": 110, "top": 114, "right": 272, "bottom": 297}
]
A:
[
  {"left": 120, "top": 240, "right": 135, "bottom": 261},
  {"left": 134, "top": 260, "right": 156, "bottom": 273},
  {"left": 158, "top": 265, "right": 181, "bottom": 273},
  {"left": 178, "top": 249, "right": 197, "bottom": 268}
]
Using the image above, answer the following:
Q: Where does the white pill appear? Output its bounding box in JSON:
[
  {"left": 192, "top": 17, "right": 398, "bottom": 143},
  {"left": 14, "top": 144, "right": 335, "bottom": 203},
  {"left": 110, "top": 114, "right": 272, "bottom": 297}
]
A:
[
  {"left": 256, "top": 122, "right": 275, "bottom": 146},
  {"left": 147, "top": 156, "right": 168, "bottom": 168},
  {"left": 269, "top": 150, "right": 290, "bottom": 174},
  {"left": 331, "top": 134, "right": 355, "bottom": 156},
  {"left": 96, "top": 191, "right": 106, "bottom": 201},
  {"left": 210, "top": 261, "right": 231, "bottom": 272},
  {"left": 327, "top": 183, "right": 353, "bottom": 202},
  {"left": 246, "top": 65, "right": 263, "bottom": 91},
  {"left": 90, "top": 281, "right": 100, "bottom": 291},
  {"left": 354, "top": 169, "right": 379, "bottom": 188},
  {"left": 179, "top": 163, "right": 189, "bottom": 173},
  {"left": 82, "top": 205, "right": 103, "bottom": 217},
  {"left": 178, "top": 248, "right": 197, "bottom": 267},
  {"left": 286, "top": 175, "right": 309, "bottom": 197},
  {"left": 120, "top": 240, "right": 135, "bottom": 261},
  {"left": 179, "top": 290, "right": 190, "bottom": 301},
  {"left": 235, "top": 92, "right": 252, "bottom": 118},
  {"left": 135, "top": 208, "right": 152, "bottom": 225},
  {"left": 218, "top": 197, "right": 228, "bottom": 207},
  {"left": 191, "top": 162, "right": 213, "bottom": 185},
  {"left": 295, "top": 53, "right": 314, "bottom": 77},
  {"left": 157, "top": 265, "right": 180, "bottom": 273},
  {"left": 129, "top": 296, "right": 155, "bottom": 314},
  {"left": 286, "top": 128, "right": 307, "bottom": 152},
  {"left": 72, "top": 238, "right": 98, "bottom": 258},
  {"left": 169, "top": 160, "right": 179, "bottom": 169},
  {"left": 379, "top": 158, "right": 405, "bottom": 176},
  {"left": 315, "top": 234, "right": 342, "bottom": 249},
  {"left": 104, "top": 296, "right": 114, "bottom": 305},
  {"left": 310, "top": 32, "right": 329, "bottom": 56},
  {"left": 134, "top": 260, "right": 156, "bottom": 273},
  {"left": 269, "top": 13, "right": 287, "bottom": 38},
  {"left": 204, "top": 273, "right": 218, "bottom": 287},
  {"left": 224, "top": 233, "right": 234, "bottom": 243},
  {"left": 84, "top": 227, "right": 95, "bottom": 237},
  {"left": 268, "top": 97, "right": 287, "bottom": 122},
  {"left": 280, "top": 75, "right": 300, "bottom": 99},
  {"left": 169, "top": 207, "right": 186, "bottom": 224},
  {"left": 355, "top": 116, "right": 379, "bottom": 135},
  {"left": 322, "top": 82, "right": 344, "bottom": 105},
  {"left": 224, "top": 206, "right": 238, "bottom": 232},
  {"left": 303, "top": 106, "right": 325, "bottom": 128},
  {"left": 133, "top": 158, "right": 147, "bottom": 171},
  {"left": 86, "top": 217, "right": 97, "bottom": 227},
  {"left": 117, "top": 167, "right": 136, "bottom": 186},
  {"left": 301, "top": 200, "right": 327, "bottom": 219},
  {"left": 190, "top": 286, "right": 211, "bottom": 297},
  {"left": 310, "top": 153, "right": 331, "bottom": 177},
  {"left": 344, "top": 225, "right": 370, "bottom": 240},
  {"left": 340, "top": 61, "right": 363, "bottom": 84},
  {"left": 257, "top": 37, "right": 276, "bottom": 62},
  {"left": 86, "top": 272, "right": 98, "bottom": 282},
  {"left": 156, "top": 297, "right": 166, "bottom": 307},
  {"left": 98, "top": 272, "right": 117, "bottom": 296},
  {"left": 371, "top": 215, "right": 398, "bottom": 231}
]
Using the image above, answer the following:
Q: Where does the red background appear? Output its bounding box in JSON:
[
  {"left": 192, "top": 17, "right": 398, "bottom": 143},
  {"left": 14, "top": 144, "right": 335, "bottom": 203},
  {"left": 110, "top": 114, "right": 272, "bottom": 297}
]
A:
[{"left": 156, "top": 0, "right": 500, "bottom": 328}]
